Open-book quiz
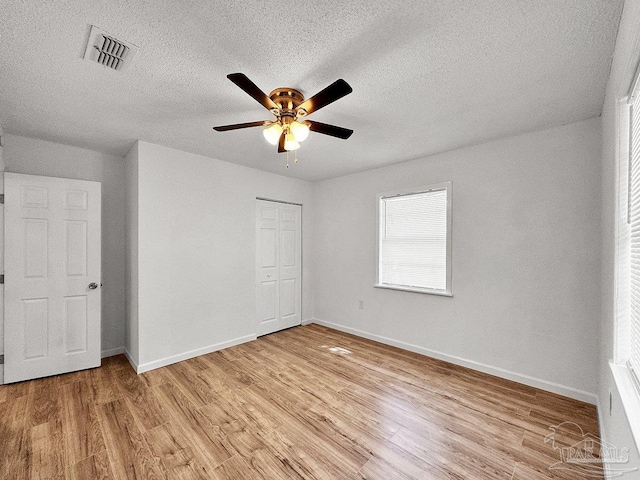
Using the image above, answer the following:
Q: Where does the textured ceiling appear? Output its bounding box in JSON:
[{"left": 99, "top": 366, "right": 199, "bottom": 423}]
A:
[{"left": 0, "top": 0, "right": 624, "bottom": 181}]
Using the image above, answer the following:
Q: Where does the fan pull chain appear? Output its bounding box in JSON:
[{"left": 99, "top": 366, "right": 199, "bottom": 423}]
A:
[
  {"left": 286, "top": 150, "right": 289, "bottom": 168},
  {"left": 294, "top": 151, "right": 298, "bottom": 164}
]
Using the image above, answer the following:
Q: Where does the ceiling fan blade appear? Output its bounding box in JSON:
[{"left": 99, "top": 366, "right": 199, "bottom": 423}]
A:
[
  {"left": 213, "top": 120, "right": 269, "bottom": 131},
  {"left": 227, "top": 73, "right": 279, "bottom": 112},
  {"left": 297, "top": 79, "right": 352, "bottom": 116},
  {"left": 307, "top": 120, "right": 353, "bottom": 139},
  {"left": 278, "top": 131, "right": 286, "bottom": 153}
]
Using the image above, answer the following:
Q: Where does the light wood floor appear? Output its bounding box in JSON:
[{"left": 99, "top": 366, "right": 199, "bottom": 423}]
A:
[{"left": 0, "top": 324, "right": 601, "bottom": 479}]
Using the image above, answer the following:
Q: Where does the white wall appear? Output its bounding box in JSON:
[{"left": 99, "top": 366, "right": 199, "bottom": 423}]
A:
[
  {"left": 600, "top": 0, "right": 640, "bottom": 476},
  {"left": 124, "top": 143, "right": 139, "bottom": 365},
  {"left": 3, "top": 134, "right": 126, "bottom": 356},
  {"left": 312, "top": 117, "right": 601, "bottom": 402},
  {"left": 130, "top": 142, "right": 313, "bottom": 370}
]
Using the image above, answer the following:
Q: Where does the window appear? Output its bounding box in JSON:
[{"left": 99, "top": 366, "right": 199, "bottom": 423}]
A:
[
  {"left": 376, "top": 182, "right": 452, "bottom": 296},
  {"left": 611, "top": 71, "right": 640, "bottom": 447}
]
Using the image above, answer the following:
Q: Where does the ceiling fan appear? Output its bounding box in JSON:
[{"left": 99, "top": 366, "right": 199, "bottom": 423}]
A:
[{"left": 213, "top": 73, "right": 353, "bottom": 161}]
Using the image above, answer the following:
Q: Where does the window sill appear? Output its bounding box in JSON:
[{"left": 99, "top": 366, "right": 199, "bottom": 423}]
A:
[
  {"left": 610, "top": 362, "right": 640, "bottom": 452},
  {"left": 374, "top": 284, "right": 453, "bottom": 297}
]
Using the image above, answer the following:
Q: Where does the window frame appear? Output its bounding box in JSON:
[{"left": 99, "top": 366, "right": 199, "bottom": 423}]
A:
[
  {"left": 375, "top": 181, "right": 453, "bottom": 297},
  {"left": 612, "top": 68, "right": 640, "bottom": 450}
]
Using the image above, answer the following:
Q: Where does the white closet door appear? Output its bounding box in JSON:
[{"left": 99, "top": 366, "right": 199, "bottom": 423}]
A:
[
  {"left": 4, "top": 173, "right": 101, "bottom": 383},
  {"left": 256, "top": 200, "right": 301, "bottom": 336}
]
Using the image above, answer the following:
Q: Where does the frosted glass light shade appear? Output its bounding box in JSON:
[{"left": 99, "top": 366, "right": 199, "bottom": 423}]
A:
[
  {"left": 284, "top": 133, "right": 300, "bottom": 151},
  {"left": 263, "top": 123, "right": 283, "bottom": 145},
  {"left": 290, "top": 121, "right": 310, "bottom": 142}
]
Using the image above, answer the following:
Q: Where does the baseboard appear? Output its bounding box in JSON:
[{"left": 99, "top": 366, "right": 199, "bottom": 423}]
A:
[
  {"left": 301, "top": 318, "right": 314, "bottom": 326},
  {"left": 310, "top": 318, "right": 598, "bottom": 405},
  {"left": 101, "top": 346, "right": 125, "bottom": 358},
  {"left": 596, "top": 394, "right": 612, "bottom": 480},
  {"left": 124, "top": 348, "right": 138, "bottom": 372},
  {"left": 135, "top": 334, "right": 257, "bottom": 374}
]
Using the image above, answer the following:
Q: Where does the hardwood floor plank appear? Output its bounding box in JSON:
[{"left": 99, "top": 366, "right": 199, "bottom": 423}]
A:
[
  {"left": 70, "top": 450, "right": 115, "bottom": 480},
  {"left": 260, "top": 425, "right": 361, "bottom": 479},
  {"left": 341, "top": 382, "right": 525, "bottom": 450},
  {"left": 0, "top": 378, "right": 30, "bottom": 400},
  {"left": 102, "top": 355, "right": 130, "bottom": 371},
  {"left": 244, "top": 448, "right": 306, "bottom": 479},
  {"left": 225, "top": 426, "right": 269, "bottom": 458},
  {"left": 96, "top": 398, "right": 165, "bottom": 480},
  {"left": 354, "top": 440, "right": 435, "bottom": 479},
  {"left": 29, "top": 421, "right": 66, "bottom": 480},
  {"left": 204, "top": 384, "right": 283, "bottom": 437},
  {"left": 112, "top": 367, "right": 169, "bottom": 432},
  {"left": 88, "top": 363, "right": 121, "bottom": 405},
  {"left": 56, "top": 368, "right": 91, "bottom": 387},
  {"left": 143, "top": 422, "right": 212, "bottom": 479},
  {"left": 165, "top": 361, "right": 218, "bottom": 407},
  {"left": 138, "top": 366, "right": 173, "bottom": 388},
  {"left": 24, "top": 377, "right": 62, "bottom": 434},
  {"left": 511, "top": 462, "right": 553, "bottom": 479},
  {"left": 61, "top": 380, "right": 106, "bottom": 465},
  {"left": 155, "top": 382, "right": 237, "bottom": 469},
  {"left": 390, "top": 426, "right": 515, "bottom": 479},
  {"left": 0, "top": 398, "right": 30, "bottom": 479},
  {"left": 184, "top": 355, "right": 211, "bottom": 372},
  {"left": 70, "top": 450, "right": 114, "bottom": 480},
  {"left": 212, "top": 455, "right": 263, "bottom": 480},
  {"left": 196, "top": 395, "right": 248, "bottom": 437}
]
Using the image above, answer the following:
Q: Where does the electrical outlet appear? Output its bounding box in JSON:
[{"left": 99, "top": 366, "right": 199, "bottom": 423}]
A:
[{"left": 359, "top": 300, "right": 364, "bottom": 309}]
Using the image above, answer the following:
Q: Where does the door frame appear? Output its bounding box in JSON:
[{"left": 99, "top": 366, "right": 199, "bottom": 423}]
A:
[{"left": 255, "top": 197, "right": 303, "bottom": 335}]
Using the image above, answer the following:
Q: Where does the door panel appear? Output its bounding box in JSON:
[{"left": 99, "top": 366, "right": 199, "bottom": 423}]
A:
[
  {"left": 24, "top": 219, "right": 48, "bottom": 277},
  {"left": 4, "top": 173, "right": 101, "bottom": 383},
  {"left": 23, "top": 298, "right": 48, "bottom": 358},
  {"left": 256, "top": 200, "right": 301, "bottom": 336},
  {"left": 280, "top": 278, "right": 296, "bottom": 317},
  {"left": 261, "top": 281, "right": 277, "bottom": 321},
  {"left": 64, "top": 295, "right": 88, "bottom": 353},
  {"left": 260, "top": 228, "right": 277, "bottom": 267},
  {"left": 22, "top": 186, "right": 48, "bottom": 208},
  {"left": 65, "top": 221, "right": 87, "bottom": 276},
  {"left": 279, "top": 204, "right": 301, "bottom": 330},
  {"left": 281, "top": 230, "right": 295, "bottom": 266}
]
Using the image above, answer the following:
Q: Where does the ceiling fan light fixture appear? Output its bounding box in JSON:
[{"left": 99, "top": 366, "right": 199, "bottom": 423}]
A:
[
  {"left": 284, "top": 133, "right": 300, "bottom": 151},
  {"left": 263, "top": 123, "right": 283, "bottom": 145},
  {"left": 290, "top": 121, "right": 310, "bottom": 142}
]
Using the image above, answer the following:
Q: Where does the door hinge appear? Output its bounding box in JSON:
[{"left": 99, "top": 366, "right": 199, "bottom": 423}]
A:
[
  {"left": 0, "top": 194, "right": 4, "bottom": 204},
  {"left": 0, "top": 355, "right": 4, "bottom": 365},
  {"left": 0, "top": 274, "right": 4, "bottom": 284}
]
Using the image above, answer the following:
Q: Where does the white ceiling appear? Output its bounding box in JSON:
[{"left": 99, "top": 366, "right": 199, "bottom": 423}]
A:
[{"left": 0, "top": 0, "right": 623, "bottom": 182}]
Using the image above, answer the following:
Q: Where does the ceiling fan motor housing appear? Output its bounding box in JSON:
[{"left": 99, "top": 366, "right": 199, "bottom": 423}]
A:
[{"left": 269, "top": 88, "right": 305, "bottom": 117}]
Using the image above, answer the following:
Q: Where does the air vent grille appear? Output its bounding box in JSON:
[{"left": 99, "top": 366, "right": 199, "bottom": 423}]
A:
[
  {"left": 83, "top": 25, "right": 138, "bottom": 73},
  {"left": 96, "top": 36, "right": 128, "bottom": 70}
]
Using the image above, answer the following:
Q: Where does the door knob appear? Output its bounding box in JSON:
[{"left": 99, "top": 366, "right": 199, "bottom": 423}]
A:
[{"left": 88, "top": 282, "right": 98, "bottom": 290}]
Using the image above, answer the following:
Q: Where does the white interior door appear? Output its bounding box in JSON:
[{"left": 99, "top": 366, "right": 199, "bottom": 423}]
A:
[
  {"left": 256, "top": 200, "right": 301, "bottom": 336},
  {"left": 4, "top": 173, "right": 101, "bottom": 383}
]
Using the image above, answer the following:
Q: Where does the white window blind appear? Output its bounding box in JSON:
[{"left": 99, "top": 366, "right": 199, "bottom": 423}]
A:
[
  {"left": 629, "top": 101, "right": 640, "bottom": 377},
  {"left": 377, "top": 184, "right": 451, "bottom": 294}
]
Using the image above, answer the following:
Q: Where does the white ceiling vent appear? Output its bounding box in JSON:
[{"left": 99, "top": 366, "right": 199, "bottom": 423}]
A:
[{"left": 83, "top": 25, "right": 138, "bottom": 73}]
